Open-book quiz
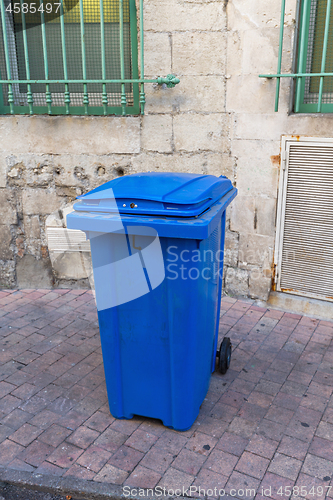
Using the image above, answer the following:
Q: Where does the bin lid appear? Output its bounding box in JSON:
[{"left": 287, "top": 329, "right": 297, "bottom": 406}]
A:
[{"left": 73, "top": 172, "right": 233, "bottom": 217}]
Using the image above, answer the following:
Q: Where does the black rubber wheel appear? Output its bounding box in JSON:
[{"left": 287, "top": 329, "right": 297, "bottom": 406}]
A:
[{"left": 219, "top": 337, "right": 232, "bottom": 374}]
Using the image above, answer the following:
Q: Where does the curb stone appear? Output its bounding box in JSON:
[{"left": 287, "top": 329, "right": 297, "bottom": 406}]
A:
[
  {"left": 0, "top": 468, "right": 185, "bottom": 500},
  {"left": 0, "top": 467, "right": 122, "bottom": 500}
]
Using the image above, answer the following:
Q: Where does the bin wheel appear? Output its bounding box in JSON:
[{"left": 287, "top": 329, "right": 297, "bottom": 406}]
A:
[{"left": 219, "top": 337, "right": 232, "bottom": 374}]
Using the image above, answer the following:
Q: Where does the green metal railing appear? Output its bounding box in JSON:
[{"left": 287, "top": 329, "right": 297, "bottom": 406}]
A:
[
  {"left": 0, "top": 0, "right": 180, "bottom": 115},
  {"left": 259, "top": 0, "right": 333, "bottom": 112}
]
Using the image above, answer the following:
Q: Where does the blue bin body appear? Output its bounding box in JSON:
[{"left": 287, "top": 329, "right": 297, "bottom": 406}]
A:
[{"left": 67, "top": 173, "right": 237, "bottom": 431}]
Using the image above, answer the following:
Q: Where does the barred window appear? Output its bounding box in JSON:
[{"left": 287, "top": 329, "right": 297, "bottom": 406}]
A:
[
  {"left": 298, "top": 0, "right": 333, "bottom": 112},
  {"left": 0, "top": 0, "right": 140, "bottom": 115},
  {"left": 259, "top": 0, "right": 333, "bottom": 113}
]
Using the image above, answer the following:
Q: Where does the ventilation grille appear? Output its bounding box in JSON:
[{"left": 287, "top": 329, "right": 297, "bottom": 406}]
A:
[{"left": 279, "top": 142, "right": 333, "bottom": 301}]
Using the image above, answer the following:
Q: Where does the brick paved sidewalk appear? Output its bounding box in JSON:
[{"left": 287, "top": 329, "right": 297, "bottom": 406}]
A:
[{"left": 0, "top": 289, "right": 333, "bottom": 499}]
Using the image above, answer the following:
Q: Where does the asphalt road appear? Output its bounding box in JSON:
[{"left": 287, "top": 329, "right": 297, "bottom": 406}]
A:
[{"left": 0, "top": 483, "right": 80, "bottom": 500}]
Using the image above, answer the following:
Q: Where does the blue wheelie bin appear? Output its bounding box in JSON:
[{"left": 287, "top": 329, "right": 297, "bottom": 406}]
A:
[{"left": 67, "top": 172, "right": 237, "bottom": 431}]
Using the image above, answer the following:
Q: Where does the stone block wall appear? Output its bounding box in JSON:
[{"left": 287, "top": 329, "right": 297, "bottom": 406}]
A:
[
  {"left": 1, "top": 0, "right": 333, "bottom": 300},
  {"left": 225, "top": 0, "right": 333, "bottom": 300}
]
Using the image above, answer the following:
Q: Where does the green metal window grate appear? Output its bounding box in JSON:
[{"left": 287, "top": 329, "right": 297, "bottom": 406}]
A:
[
  {"left": 0, "top": 0, "right": 180, "bottom": 115},
  {"left": 260, "top": 0, "right": 333, "bottom": 113},
  {"left": 305, "top": 0, "right": 333, "bottom": 102}
]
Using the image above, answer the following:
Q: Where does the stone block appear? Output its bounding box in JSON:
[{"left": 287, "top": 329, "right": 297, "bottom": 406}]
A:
[
  {"left": 224, "top": 230, "right": 239, "bottom": 267},
  {"left": 226, "top": 30, "right": 242, "bottom": 76},
  {"left": 235, "top": 156, "right": 279, "bottom": 198},
  {"left": 0, "top": 260, "right": 15, "bottom": 288},
  {"left": 132, "top": 152, "right": 235, "bottom": 180},
  {"left": 286, "top": 113, "right": 333, "bottom": 136},
  {"left": 144, "top": 33, "right": 171, "bottom": 76},
  {"left": 172, "top": 76, "right": 226, "bottom": 113},
  {"left": 230, "top": 196, "right": 255, "bottom": 234},
  {"left": 54, "top": 157, "right": 90, "bottom": 188},
  {"left": 224, "top": 267, "right": 249, "bottom": 297},
  {"left": 0, "top": 226, "right": 13, "bottom": 260},
  {"left": 144, "top": 82, "right": 174, "bottom": 114},
  {"left": 53, "top": 154, "right": 132, "bottom": 190},
  {"left": 174, "top": 114, "right": 230, "bottom": 153},
  {"left": 235, "top": 114, "right": 283, "bottom": 142},
  {"left": 231, "top": 140, "right": 280, "bottom": 198},
  {"left": 55, "top": 186, "right": 81, "bottom": 201},
  {"left": 173, "top": 32, "right": 226, "bottom": 76},
  {"left": 5, "top": 154, "right": 56, "bottom": 189},
  {"left": 226, "top": 27, "right": 293, "bottom": 115},
  {"left": 229, "top": 193, "right": 276, "bottom": 237},
  {"left": 239, "top": 233, "right": 275, "bottom": 267},
  {"left": 255, "top": 197, "right": 277, "bottom": 237},
  {"left": 22, "top": 189, "right": 60, "bottom": 216},
  {"left": 23, "top": 216, "right": 41, "bottom": 240},
  {"left": 227, "top": 0, "right": 296, "bottom": 31},
  {"left": 235, "top": 113, "right": 333, "bottom": 142},
  {"left": 249, "top": 268, "right": 272, "bottom": 300},
  {"left": 0, "top": 116, "right": 141, "bottom": 155},
  {"left": 50, "top": 252, "right": 92, "bottom": 280},
  {"left": 141, "top": 115, "right": 173, "bottom": 153},
  {"left": 16, "top": 254, "right": 53, "bottom": 289},
  {"left": 242, "top": 29, "right": 279, "bottom": 75},
  {"left": 232, "top": 138, "right": 281, "bottom": 161},
  {"left": 25, "top": 156, "right": 54, "bottom": 187},
  {"left": 5, "top": 156, "right": 27, "bottom": 189},
  {"left": 226, "top": 75, "right": 279, "bottom": 114},
  {"left": 0, "top": 189, "right": 17, "bottom": 224},
  {"left": 144, "top": 0, "right": 226, "bottom": 32},
  {"left": 227, "top": 29, "right": 283, "bottom": 78}
]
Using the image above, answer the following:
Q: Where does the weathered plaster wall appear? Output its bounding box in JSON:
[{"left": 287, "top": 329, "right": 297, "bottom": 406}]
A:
[
  {"left": 1, "top": 0, "right": 333, "bottom": 299},
  {"left": 0, "top": 0, "right": 233, "bottom": 291},
  {"left": 226, "top": 0, "right": 333, "bottom": 299}
]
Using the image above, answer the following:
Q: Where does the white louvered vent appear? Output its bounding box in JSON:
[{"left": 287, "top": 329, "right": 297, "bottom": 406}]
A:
[{"left": 276, "top": 138, "right": 333, "bottom": 302}]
